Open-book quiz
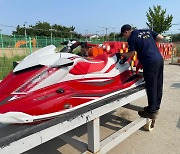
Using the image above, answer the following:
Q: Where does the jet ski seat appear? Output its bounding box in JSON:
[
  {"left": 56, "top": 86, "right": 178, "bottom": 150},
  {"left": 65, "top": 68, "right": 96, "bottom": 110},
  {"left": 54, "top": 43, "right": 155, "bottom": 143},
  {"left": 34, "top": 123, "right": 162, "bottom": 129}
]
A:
[{"left": 69, "top": 54, "right": 108, "bottom": 75}]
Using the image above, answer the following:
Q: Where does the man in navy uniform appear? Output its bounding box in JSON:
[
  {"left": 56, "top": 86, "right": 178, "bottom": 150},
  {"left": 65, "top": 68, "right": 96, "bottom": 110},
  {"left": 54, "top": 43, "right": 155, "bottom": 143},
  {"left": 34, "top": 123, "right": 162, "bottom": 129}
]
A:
[{"left": 119, "top": 24, "right": 164, "bottom": 119}]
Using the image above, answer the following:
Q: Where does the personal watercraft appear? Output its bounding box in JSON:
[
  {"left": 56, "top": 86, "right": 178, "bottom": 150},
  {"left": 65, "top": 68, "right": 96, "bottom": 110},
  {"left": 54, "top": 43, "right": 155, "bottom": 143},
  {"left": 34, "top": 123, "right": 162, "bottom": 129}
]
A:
[{"left": 0, "top": 41, "right": 144, "bottom": 124}]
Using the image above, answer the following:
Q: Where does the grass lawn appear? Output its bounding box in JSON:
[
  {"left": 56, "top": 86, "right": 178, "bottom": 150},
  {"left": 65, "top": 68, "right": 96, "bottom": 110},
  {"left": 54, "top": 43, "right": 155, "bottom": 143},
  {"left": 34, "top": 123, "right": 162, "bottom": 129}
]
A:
[{"left": 0, "top": 55, "right": 27, "bottom": 80}]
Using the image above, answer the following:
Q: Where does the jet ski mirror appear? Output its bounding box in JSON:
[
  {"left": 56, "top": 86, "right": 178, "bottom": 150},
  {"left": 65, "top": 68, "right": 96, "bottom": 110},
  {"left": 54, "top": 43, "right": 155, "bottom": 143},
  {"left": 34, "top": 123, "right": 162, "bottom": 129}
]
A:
[
  {"left": 13, "top": 61, "right": 20, "bottom": 68},
  {"left": 61, "top": 41, "right": 69, "bottom": 45},
  {"left": 60, "top": 40, "right": 80, "bottom": 53},
  {"left": 60, "top": 47, "right": 71, "bottom": 53}
]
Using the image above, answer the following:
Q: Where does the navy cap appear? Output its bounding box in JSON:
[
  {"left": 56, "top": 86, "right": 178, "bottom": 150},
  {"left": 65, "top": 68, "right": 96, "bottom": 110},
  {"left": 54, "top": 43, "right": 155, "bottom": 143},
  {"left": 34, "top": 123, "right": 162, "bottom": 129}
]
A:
[{"left": 120, "top": 24, "right": 132, "bottom": 37}]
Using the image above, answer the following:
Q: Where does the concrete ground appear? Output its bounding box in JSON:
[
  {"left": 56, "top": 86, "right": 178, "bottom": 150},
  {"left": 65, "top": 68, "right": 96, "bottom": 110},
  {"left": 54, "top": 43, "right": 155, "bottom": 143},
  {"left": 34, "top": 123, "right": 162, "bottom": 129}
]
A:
[{"left": 25, "top": 60, "right": 180, "bottom": 154}]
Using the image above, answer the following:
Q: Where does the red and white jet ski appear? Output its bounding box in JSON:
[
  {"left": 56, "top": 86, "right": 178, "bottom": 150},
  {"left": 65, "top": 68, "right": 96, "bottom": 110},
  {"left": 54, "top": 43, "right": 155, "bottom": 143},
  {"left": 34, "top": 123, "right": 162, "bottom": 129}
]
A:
[{"left": 0, "top": 41, "right": 144, "bottom": 124}]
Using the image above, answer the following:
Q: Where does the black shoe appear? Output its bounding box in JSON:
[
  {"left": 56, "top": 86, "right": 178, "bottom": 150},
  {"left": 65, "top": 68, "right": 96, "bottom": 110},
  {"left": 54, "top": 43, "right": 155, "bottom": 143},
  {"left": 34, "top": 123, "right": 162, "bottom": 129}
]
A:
[
  {"left": 138, "top": 111, "right": 157, "bottom": 119},
  {"left": 144, "top": 106, "right": 159, "bottom": 114}
]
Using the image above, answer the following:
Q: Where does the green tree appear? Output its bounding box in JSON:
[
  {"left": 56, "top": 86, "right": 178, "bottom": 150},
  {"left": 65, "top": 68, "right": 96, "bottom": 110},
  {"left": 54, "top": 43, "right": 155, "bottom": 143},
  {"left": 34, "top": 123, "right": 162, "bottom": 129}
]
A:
[
  {"left": 12, "top": 21, "right": 82, "bottom": 38},
  {"left": 146, "top": 5, "right": 173, "bottom": 33}
]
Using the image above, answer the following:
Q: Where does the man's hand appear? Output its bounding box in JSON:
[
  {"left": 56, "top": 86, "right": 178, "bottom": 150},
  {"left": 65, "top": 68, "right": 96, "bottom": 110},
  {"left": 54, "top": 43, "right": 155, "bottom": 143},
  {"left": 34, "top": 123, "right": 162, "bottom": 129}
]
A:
[
  {"left": 120, "top": 51, "right": 135, "bottom": 58},
  {"left": 115, "top": 52, "right": 121, "bottom": 62}
]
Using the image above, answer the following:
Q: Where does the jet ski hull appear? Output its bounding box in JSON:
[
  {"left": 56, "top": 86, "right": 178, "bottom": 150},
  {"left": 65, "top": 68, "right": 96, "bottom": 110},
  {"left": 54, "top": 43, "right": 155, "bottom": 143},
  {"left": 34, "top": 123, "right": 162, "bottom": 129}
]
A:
[{"left": 0, "top": 44, "right": 144, "bottom": 124}]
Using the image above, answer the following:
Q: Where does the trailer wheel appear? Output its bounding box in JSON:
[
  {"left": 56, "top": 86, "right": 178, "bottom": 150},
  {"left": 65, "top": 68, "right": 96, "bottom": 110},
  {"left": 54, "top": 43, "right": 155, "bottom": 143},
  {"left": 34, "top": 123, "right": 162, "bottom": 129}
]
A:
[{"left": 144, "top": 119, "right": 155, "bottom": 131}]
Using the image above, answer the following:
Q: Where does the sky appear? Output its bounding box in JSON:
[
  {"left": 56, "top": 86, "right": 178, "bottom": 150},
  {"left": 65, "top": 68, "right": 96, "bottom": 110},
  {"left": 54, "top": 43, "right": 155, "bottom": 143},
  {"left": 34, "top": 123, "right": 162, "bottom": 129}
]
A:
[{"left": 0, "top": 0, "right": 180, "bottom": 35}]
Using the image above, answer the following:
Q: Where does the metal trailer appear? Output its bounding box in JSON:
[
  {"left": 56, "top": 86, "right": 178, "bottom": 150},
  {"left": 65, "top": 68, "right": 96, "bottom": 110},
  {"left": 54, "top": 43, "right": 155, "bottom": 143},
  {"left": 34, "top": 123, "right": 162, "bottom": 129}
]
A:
[{"left": 0, "top": 85, "right": 154, "bottom": 154}]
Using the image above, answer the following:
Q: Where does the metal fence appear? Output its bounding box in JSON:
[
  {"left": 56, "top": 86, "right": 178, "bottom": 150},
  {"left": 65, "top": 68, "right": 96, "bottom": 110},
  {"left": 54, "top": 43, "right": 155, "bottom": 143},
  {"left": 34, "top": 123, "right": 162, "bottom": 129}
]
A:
[
  {"left": 0, "top": 34, "right": 87, "bottom": 54},
  {"left": 0, "top": 34, "right": 123, "bottom": 51}
]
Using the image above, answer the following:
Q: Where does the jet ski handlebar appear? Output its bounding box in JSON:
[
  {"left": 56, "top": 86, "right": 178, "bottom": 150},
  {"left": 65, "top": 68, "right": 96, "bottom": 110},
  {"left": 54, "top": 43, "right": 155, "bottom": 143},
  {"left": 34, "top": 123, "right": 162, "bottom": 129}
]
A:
[{"left": 60, "top": 40, "right": 98, "bottom": 53}]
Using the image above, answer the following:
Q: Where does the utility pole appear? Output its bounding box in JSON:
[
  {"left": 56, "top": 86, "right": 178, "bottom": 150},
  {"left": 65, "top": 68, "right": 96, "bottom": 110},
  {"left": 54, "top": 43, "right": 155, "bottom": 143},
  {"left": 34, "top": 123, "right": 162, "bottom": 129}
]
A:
[
  {"left": 100, "top": 26, "right": 108, "bottom": 41},
  {"left": 101, "top": 30, "right": 105, "bottom": 42},
  {"left": 85, "top": 30, "right": 88, "bottom": 41},
  {"left": 0, "top": 29, "right": 4, "bottom": 53},
  {"left": 100, "top": 26, "right": 113, "bottom": 41},
  {"left": 110, "top": 26, "right": 115, "bottom": 41},
  {"left": 70, "top": 31, "right": 73, "bottom": 39},
  {"left": 50, "top": 26, "right": 53, "bottom": 44},
  {"left": 24, "top": 22, "right": 27, "bottom": 47},
  {"left": 96, "top": 31, "right": 99, "bottom": 43}
]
